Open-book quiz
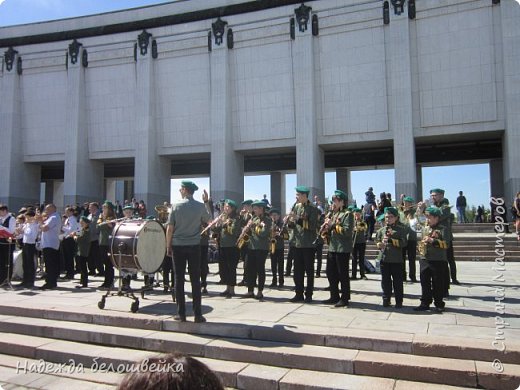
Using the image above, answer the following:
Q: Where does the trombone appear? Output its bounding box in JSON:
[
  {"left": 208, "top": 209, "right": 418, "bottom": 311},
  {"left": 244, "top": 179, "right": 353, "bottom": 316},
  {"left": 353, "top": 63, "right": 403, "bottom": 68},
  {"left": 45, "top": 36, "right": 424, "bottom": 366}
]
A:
[{"left": 201, "top": 213, "right": 227, "bottom": 236}]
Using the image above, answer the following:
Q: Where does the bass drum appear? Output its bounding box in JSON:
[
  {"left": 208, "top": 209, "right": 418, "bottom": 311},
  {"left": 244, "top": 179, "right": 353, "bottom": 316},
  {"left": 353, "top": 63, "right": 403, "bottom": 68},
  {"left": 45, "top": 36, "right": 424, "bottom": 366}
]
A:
[{"left": 110, "top": 219, "right": 166, "bottom": 274}]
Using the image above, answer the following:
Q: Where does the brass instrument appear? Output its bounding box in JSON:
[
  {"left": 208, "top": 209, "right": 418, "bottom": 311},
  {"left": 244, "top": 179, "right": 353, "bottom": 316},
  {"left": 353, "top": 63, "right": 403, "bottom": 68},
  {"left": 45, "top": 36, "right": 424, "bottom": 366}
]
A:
[
  {"left": 236, "top": 219, "right": 255, "bottom": 249},
  {"left": 201, "top": 212, "right": 227, "bottom": 236},
  {"left": 270, "top": 222, "right": 281, "bottom": 254},
  {"left": 377, "top": 226, "right": 394, "bottom": 262},
  {"left": 155, "top": 204, "right": 170, "bottom": 224},
  {"left": 318, "top": 211, "right": 333, "bottom": 241}
]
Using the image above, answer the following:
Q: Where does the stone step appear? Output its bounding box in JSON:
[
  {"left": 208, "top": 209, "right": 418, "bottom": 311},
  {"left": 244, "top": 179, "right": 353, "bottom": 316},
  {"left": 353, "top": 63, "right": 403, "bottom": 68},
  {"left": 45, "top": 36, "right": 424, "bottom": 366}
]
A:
[
  {"left": 1, "top": 303, "right": 519, "bottom": 365},
  {"left": 0, "top": 312, "right": 519, "bottom": 389},
  {"left": 0, "top": 335, "right": 479, "bottom": 390}
]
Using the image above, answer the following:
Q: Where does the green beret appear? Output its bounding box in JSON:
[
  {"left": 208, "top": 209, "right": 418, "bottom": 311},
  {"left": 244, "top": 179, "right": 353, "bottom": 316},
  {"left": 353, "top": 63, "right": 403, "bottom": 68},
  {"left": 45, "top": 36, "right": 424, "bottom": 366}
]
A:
[
  {"left": 430, "top": 188, "right": 445, "bottom": 195},
  {"left": 332, "top": 190, "right": 348, "bottom": 201},
  {"left": 241, "top": 199, "right": 253, "bottom": 206},
  {"left": 295, "top": 186, "right": 310, "bottom": 194},
  {"left": 377, "top": 214, "right": 385, "bottom": 222},
  {"left": 403, "top": 196, "right": 414, "bottom": 203},
  {"left": 251, "top": 200, "right": 267, "bottom": 208},
  {"left": 103, "top": 200, "right": 114, "bottom": 209},
  {"left": 225, "top": 199, "right": 237, "bottom": 209},
  {"left": 80, "top": 216, "right": 90, "bottom": 224},
  {"left": 347, "top": 205, "right": 355, "bottom": 211},
  {"left": 123, "top": 205, "right": 134, "bottom": 211},
  {"left": 181, "top": 180, "right": 199, "bottom": 192},
  {"left": 384, "top": 207, "right": 399, "bottom": 217},
  {"left": 352, "top": 207, "right": 362, "bottom": 213},
  {"left": 269, "top": 208, "right": 280, "bottom": 214},
  {"left": 425, "top": 206, "right": 442, "bottom": 217}
]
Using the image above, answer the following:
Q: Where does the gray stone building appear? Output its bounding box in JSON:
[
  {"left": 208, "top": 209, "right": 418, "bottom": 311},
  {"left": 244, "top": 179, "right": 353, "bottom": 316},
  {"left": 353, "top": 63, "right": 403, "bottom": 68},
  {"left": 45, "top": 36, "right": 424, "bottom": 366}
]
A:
[{"left": 0, "top": 0, "right": 519, "bottom": 212}]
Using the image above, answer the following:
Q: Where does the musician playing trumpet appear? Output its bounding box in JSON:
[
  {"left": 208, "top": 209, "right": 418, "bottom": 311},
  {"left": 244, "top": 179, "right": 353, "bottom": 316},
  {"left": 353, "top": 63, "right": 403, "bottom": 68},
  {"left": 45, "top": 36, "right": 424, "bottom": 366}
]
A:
[
  {"left": 375, "top": 207, "right": 407, "bottom": 308},
  {"left": 243, "top": 200, "right": 272, "bottom": 300},
  {"left": 211, "top": 200, "right": 241, "bottom": 298},
  {"left": 268, "top": 208, "right": 286, "bottom": 288},
  {"left": 322, "top": 190, "right": 353, "bottom": 307},
  {"left": 351, "top": 208, "right": 368, "bottom": 280},
  {"left": 413, "top": 206, "right": 449, "bottom": 313},
  {"left": 237, "top": 200, "right": 253, "bottom": 287}
]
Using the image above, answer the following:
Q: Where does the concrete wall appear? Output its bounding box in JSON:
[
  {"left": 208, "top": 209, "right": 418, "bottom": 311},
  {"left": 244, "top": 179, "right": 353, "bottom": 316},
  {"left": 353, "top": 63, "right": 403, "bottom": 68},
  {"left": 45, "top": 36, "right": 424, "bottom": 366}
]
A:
[{"left": 0, "top": 0, "right": 517, "bottom": 210}]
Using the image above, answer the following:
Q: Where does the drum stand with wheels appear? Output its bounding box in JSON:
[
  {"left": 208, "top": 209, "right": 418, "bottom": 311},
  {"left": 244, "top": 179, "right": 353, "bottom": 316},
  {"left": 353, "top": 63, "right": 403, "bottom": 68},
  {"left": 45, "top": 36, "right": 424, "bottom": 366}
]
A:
[
  {"left": 0, "top": 239, "right": 15, "bottom": 290},
  {"left": 98, "top": 243, "right": 139, "bottom": 313}
]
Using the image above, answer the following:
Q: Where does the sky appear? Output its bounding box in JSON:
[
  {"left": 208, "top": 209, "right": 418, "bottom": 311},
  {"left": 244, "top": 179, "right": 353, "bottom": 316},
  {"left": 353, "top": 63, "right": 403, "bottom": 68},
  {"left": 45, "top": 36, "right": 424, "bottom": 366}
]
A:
[{"left": 1, "top": 1, "right": 493, "bottom": 211}]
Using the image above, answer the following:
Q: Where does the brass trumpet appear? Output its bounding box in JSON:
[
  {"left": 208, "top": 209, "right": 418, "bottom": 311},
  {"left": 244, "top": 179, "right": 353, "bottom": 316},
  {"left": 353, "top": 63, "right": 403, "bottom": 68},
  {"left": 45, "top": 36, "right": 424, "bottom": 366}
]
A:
[{"left": 201, "top": 212, "right": 227, "bottom": 236}]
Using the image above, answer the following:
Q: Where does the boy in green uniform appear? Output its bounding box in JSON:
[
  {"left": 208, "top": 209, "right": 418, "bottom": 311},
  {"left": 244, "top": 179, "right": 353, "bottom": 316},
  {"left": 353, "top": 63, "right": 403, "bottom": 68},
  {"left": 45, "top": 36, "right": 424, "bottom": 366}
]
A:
[
  {"left": 400, "top": 196, "right": 418, "bottom": 283},
  {"left": 414, "top": 206, "right": 449, "bottom": 313},
  {"left": 289, "top": 186, "right": 319, "bottom": 303},
  {"left": 351, "top": 208, "right": 368, "bottom": 280},
  {"left": 375, "top": 207, "right": 407, "bottom": 308},
  {"left": 74, "top": 216, "right": 91, "bottom": 289},
  {"left": 269, "top": 208, "right": 285, "bottom": 287},
  {"left": 322, "top": 190, "right": 354, "bottom": 307}
]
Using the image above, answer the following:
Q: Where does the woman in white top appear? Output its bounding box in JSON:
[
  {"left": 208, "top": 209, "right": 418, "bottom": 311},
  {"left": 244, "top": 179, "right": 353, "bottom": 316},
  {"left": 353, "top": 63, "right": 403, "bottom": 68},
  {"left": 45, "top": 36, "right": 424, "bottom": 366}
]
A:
[
  {"left": 18, "top": 210, "right": 39, "bottom": 288},
  {"left": 62, "top": 207, "right": 80, "bottom": 279}
]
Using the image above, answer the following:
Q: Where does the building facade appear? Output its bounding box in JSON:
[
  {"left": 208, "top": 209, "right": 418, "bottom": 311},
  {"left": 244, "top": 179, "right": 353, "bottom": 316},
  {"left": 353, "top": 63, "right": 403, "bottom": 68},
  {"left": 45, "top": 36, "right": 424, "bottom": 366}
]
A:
[{"left": 1, "top": 0, "right": 519, "bottom": 211}]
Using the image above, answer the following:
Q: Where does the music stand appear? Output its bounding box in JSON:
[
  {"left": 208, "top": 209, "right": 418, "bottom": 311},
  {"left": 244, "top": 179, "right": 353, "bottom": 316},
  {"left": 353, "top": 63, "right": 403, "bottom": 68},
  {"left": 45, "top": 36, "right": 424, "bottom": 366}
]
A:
[
  {"left": 0, "top": 238, "right": 15, "bottom": 290},
  {"left": 98, "top": 242, "right": 140, "bottom": 313}
]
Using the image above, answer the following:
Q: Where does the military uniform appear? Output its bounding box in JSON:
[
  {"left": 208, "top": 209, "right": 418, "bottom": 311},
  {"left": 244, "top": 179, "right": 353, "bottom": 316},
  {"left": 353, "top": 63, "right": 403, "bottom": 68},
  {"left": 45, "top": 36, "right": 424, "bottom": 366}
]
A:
[
  {"left": 400, "top": 198, "right": 418, "bottom": 282},
  {"left": 290, "top": 187, "right": 319, "bottom": 302},
  {"left": 167, "top": 181, "right": 210, "bottom": 322},
  {"left": 415, "top": 207, "right": 449, "bottom": 312},
  {"left": 351, "top": 209, "right": 367, "bottom": 279},
  {"left": 245, "top": 203, "right": 272, "bottom": 299},
  {"left": 324, "top": 193, "right": 354, "bottom": 306},
  {"left": 75, "top": 217, "right": 91, "bottom": 288},
  {"left": 375, "top": 209, "right": 407, "bottom": 307},
  {"left": 269, "top": 209, "right": 285, "bottom": 287}
]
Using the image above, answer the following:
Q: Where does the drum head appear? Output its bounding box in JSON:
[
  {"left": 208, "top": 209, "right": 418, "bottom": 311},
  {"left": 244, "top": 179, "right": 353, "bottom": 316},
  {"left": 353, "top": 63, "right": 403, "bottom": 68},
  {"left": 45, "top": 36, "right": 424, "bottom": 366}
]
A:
[{"left": 136, "top": 220, "right": 166, "bottom": 273}]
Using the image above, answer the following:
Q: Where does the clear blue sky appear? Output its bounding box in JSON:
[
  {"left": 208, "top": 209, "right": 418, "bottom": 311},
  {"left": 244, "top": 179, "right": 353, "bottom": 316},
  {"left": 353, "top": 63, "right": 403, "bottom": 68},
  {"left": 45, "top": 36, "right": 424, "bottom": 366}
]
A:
[{"left": 1, "top": 1, "right": 492, "bottom": 211}]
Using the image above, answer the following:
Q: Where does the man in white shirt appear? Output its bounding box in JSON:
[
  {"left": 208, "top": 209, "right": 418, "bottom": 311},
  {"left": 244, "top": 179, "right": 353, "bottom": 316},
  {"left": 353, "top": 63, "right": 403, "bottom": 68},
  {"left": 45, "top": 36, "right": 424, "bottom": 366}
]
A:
[
  {"left": 0, "top": 204, "right": 16, "bottom": 285},
  {"left": 62, "top": 207, "right": 80, "bottom": 279},
  {"left": 39, "top": 204, "right": 62, "bottom": 290}
]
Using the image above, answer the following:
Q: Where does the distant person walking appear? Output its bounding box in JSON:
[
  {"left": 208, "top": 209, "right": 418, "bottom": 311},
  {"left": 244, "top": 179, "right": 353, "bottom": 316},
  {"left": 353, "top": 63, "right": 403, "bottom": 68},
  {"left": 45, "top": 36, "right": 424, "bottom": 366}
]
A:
[
  {"left": 456, "top": 191, "right": 467, "bottom": 223},
  {"left": 475, "top": 205, "right": 484, "bottom": 223}
]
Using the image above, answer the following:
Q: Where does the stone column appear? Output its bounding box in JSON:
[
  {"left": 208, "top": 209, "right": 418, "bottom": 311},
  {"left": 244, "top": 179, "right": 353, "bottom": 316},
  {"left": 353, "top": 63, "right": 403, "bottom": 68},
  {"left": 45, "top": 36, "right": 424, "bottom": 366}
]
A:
[
  {"left": 270, "top": 172, "right": 284, "bottom": 211},
  {"left": 209, "top": 18, "right": 244, "bottom": 203},
  {"left": 0, "top": 47, "right": 40, "bottom": 210},
  {"left": 292, "top": 5, "right": 324, "bottom": 200},
  {"left": 489, "top": 159, "right": 504, "bottom": 198},
  {"left": 500, "top": 1, "right": 520, "bottom": 204},
  {"left": 385, "top": 4, "right": 417, "bottom": 201},
  {"left": 63, "top": 40, "right": 104, "bottom": 206},
  {"left": 336, "top": 168, "right": 354, "bottom": 203},
  {"left": 134, "top": 31, "right": 171, "bottom": 207},
  {"left": 416, "top": 164, "right": 423, "bottom": 202}
]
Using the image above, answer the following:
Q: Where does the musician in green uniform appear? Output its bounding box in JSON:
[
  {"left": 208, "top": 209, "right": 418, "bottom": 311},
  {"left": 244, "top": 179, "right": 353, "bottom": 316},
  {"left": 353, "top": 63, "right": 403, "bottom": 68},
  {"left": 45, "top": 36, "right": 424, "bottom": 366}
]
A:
[
  {"left": 430, "top": 188, "right": 459, "bottom": 291},
  {"left": 242, "top": 200, "right": 272, "bottom": 300},
  {"left": 237, "top": 200, "right": 253, "bottom": 286},
  {"left": 414, "top": 206, "right": 449, "bottom": 313},
  {"left": 351, "top": 207, "right": 368, "bottom": 280},
  {"left": 74, "top": 216, "right": 91, "bottom": 289},
  {"left": 213, "top": 199, "right": 241, "bottom": 298},
  {"left": 399, "top": 196, "right": 418, "bottom": 283},
  {"left": 269, "top": 208, "right": 285, "bottom": 287},
  {"left": 375, "top": 207, "right": 407, "bottom": 308},
  {"left": 288, "top": 186, "right": 319, "bottom": 303},
  {"left": 322, "top": 190, "right": 354, "bottom": 307},
  {"left": 166, "top": 181, "right": 211, "bottom": 323}
]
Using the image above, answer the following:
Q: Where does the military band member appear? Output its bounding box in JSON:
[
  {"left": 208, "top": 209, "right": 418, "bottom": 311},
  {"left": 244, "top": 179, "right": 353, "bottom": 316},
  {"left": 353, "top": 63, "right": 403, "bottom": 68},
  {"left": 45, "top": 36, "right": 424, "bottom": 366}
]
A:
[
  {"left": 269, "top": 208, "right": 285, "bottom": 287},
  {"left": 322, "top": 190, "right": 353, "bottom": 307},
  {"left": 87, "top": 202, "right": 103, "bottom": 276},
  {"left": 414, "top": 206, "right": 449, "bottom": 313},
  {"left": 351, "top": 208, "right": 368, "bottom": 280},
  {"left": 430, "top": 188, "right": 459, "bottom": 288},
  {"left": 74, "top": 216, "right": 91, "bottom": 289},
  {"left": 0, "top": 204, "right": 16, "bottom": 284},
  {"left": 120, "top": 205, "right": 138, "bottom": 291},
  {"left": 237, "top": 200, "right": 253, "bottom": 286},
  {"left": 98, "top": 201, "right": 116, "bottom": 289},
  {"left": 400, "top": 196, "right": 418, "bottom": 283},
  {"left": 314, "top": 209, "right": 325, "bottom": 278},
  {"left": 285, "top": 225, "right": 296, "bottom": 277},
  {"left": 375, "top": 207, "right": 407, "bottom": 308},
  {"left": 61, "top": 206, "right": 80, "bottom": 280},
  {"left": 166, "top": 181, "right": 211, "bottom": 323},
  {"left": 289, "top": 186, "right": 319, "bottom": 303},
  {"left": 242, "top": 200, "right": 272, "bottom": 300},
  {"left": 213, "top": 200, "right": 241, "bottom": 298}
]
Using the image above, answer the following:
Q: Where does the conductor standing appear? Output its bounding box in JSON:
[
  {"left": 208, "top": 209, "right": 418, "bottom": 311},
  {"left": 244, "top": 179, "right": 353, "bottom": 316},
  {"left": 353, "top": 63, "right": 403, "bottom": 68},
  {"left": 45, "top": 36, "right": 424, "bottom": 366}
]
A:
[{"left": 166, "top": 181, "right": 210, "bottom": 323}]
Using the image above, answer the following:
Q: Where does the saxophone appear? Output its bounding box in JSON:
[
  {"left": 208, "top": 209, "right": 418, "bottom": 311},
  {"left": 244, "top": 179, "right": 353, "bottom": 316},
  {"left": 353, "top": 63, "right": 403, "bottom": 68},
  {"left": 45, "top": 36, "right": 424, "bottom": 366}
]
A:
[{"left": 236, "top": 219, "right": 254, "bottom": 249}]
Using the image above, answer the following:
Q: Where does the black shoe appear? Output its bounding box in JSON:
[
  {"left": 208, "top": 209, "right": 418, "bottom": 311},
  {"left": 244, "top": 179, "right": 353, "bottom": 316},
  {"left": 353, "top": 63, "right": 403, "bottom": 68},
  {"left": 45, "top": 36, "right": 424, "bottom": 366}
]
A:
[
  {"left": 284, "top": 272, "right": 290, "bottom": 277},
  {"left": 219, "top": 290, "right": 229, "bottom": 297},
  {"left": 324, "top": 286, "right": 330, "bottom": 291},
  {"left": 75, "top": 284, "right": 87, "bottom": 289},
  {"left": 243, "top": 292, "right": 255, "bottom": 298},
  {"left": 289, "top": 295, "right": 304, "bottom": 303},
  {"left": 361, "top": 275, "right": 368, "bottom": 280},
  {"left": 334, "top": 300, "right": 349, "bottom": 308},
  {"left": 201, "top": 287, "right": 208, "bottom": 294},
  {"left": 452, "top": 280, "right": 460, "bottom": 285},
  {"left": 395, "top": 302, "right": 403, "bottom": 309},
  {"left": 270, "top": 282, "right": 277, "bottom": 287},
  {"left": 174, "top": 314, "right": 186, "bottom": 322},
  {"left": 237, "top": 280, "right": 245, "bottom": 286},
  {"left": 39, "top": 284, "right": 55, "bottom": 290},
  {"left": 315, "top": 273, "right": 321, "bottom": 278},
  {"left": 413, "top": 305, "right": 429, "bottom": 312},
  {"left": 351, "top": 276, "right": 358, "bottom": 280},
  {"left": 163, "top": 286, "right": 169, "bottom": 293},
  {"left": 304, "top": 296, "right": 312, "bottom": 303},
  {"left": 88, "top": 271, "right": 96, "bottom": 276},
  {"left": 410, "top": 278, "right": 418, "bottom": 283},
  {"left": 255, "top": 291, "right": 264, "bottom": 300},
  {"left": 194, "top": 315, "right": 206, "bottom": 323},
  {"left": 322, "top": 297, "right": 340, "bottom": 305},
  {"left": 433, "top": 307, "right": 444, "bottom": 313},
  {"left": 225, "top": 292, "right": 233, "bottom": 299},
  {"left": 382, "top": 300, "right": 390, "bottom": 307}
]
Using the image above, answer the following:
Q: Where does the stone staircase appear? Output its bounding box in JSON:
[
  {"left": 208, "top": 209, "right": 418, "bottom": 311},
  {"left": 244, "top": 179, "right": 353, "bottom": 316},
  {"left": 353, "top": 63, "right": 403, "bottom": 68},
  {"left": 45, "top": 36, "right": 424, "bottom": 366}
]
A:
[{"left": 0, "top": 301, "right": 519, "bottom": 389}]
